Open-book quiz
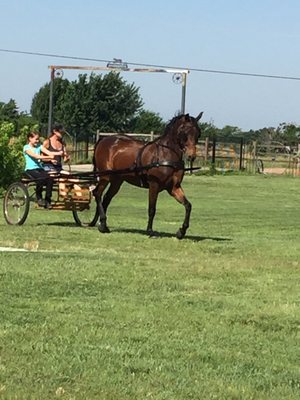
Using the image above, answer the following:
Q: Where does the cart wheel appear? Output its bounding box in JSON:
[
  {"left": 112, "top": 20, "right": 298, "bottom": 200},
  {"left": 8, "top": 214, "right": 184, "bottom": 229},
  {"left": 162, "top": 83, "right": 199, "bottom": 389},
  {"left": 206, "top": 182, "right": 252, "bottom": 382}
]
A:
[
  {"left": 3, "top": 182, "right": 30, "bottom": 225},
  {"left": 72, "top": 199, "right": 99, "bottom": 227}
]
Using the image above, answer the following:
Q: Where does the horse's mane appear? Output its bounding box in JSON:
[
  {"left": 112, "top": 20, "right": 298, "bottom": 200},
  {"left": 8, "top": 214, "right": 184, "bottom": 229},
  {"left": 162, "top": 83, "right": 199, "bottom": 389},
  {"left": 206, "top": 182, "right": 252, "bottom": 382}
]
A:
[
  {"left": 166, "top": 113, "right": 191, "bottom": 129},
  {"left": 162, "top": 114, "right": 192, "bottom": 136}
]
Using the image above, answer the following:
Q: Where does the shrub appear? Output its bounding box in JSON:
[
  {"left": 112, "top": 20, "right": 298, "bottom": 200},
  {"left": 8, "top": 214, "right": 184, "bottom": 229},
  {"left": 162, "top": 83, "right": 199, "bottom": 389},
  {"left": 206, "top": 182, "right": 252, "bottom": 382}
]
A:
[{"left": 0, "top": 122, "right": 26, "bottom": 191}]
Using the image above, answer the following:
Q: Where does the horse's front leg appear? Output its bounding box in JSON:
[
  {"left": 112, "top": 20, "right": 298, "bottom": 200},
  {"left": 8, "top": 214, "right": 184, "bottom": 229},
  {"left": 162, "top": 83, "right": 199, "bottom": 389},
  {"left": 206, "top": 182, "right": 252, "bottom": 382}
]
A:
[
  {"left": 94, "top": 180, "right": 110, "bottom": 233},
  {"left": 169, "top": 185, "right": 192, "bottom": 239},
  {"left": 146, "top": 182, "right": 159, "bottom": 236}
]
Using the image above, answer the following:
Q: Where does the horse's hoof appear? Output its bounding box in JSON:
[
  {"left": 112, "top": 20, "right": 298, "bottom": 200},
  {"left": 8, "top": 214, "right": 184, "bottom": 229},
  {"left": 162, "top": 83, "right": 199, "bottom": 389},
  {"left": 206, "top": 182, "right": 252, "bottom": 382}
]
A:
[
  {"left": 176, "top": 229, "right": 185, "bottom": 240},
  {"left": 147, "top": 230, "right": 158, "bottom": 238},
  {"left": 98, "top": 225, "right": 110, "bottom": 233}
]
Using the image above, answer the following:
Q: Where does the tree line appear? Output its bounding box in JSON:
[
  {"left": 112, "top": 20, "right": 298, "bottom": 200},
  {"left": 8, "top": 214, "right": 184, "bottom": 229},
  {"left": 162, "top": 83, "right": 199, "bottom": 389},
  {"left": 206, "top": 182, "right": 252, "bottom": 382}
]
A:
[{"left": 1, "top": 71, "right": 300, "bottom": 189}]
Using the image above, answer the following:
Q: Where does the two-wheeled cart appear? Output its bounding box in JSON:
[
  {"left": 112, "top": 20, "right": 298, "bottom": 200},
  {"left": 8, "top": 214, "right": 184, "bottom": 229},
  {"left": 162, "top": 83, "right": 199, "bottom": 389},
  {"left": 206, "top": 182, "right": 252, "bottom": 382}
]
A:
[{"left": 3, "top": 172, "right": 98, "bottom": 227}]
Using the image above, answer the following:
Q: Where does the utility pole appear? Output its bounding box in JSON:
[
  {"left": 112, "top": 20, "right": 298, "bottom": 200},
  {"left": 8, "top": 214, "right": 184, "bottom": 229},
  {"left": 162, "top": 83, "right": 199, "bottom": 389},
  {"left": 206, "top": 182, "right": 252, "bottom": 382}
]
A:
[
  {"left": 181, "top": 72, "right": 187, "bottom": 114},
  {"left": 47, "top": 67, "right": 55, "bottom": 135}
]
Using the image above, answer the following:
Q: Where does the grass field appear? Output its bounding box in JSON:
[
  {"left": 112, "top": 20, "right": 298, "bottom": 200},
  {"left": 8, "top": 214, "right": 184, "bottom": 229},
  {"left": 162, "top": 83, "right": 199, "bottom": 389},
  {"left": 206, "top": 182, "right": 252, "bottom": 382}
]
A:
[{"left": 0, "top": 175, "right": 300, "bottom": 399}]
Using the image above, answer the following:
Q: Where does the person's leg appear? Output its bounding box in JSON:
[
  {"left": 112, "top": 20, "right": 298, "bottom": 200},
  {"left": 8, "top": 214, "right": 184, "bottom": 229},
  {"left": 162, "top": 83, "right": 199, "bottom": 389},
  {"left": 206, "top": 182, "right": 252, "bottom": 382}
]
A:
[
  {"left": 41, "top": 170, "right": 54, "bottom": 207},
  {"left": 26, "top": 169, "right": 53, "bottom": 207},
  {"left": 44, "top": 178, "right": 53, "bottom": 205},
  {"left": 24, "top": 169, "right": 44, "bottom": 204}
]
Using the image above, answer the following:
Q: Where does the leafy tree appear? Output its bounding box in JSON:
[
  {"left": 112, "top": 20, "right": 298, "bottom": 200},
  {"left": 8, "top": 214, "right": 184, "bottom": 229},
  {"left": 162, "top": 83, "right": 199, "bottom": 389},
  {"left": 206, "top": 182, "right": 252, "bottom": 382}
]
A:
[
  {"left": 31, "top": 78, "right": 71, "bottom": 135},
  {"left": 57, "top": 72, "right": 144, "bottom": 157},
  {"left": 130, "top": 110, "right": 165, "bottom": 134},
  {"left": 0, "top": 99, "right": 19, "bottom": 127},
  {"left": 31, "top": 72, "right": 143, "bottom": 144},
  {"left": 219, "top": 125, "right": 242, "bottom": 137},
  {"left": 276, "top": 123, "right": 300, "bottom": 145},
  {"left": 199, "top": 121, "right": 220, "bottom": 138},
  {"left": 1, "top": 99, "right": 37, "bottom": 134},
  {"left": 17, "top": 112, "right": 38, "bottom": 132},
  {"left": 255, "top": 127, "right": 277, "bottom": 145}
]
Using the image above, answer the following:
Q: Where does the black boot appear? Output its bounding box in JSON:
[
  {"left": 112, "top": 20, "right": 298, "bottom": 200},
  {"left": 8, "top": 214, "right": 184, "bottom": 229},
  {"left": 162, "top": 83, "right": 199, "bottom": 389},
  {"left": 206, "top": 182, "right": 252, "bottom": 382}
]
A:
[{"left": 37, "top": 198, "right": 45, "bottom": 207}]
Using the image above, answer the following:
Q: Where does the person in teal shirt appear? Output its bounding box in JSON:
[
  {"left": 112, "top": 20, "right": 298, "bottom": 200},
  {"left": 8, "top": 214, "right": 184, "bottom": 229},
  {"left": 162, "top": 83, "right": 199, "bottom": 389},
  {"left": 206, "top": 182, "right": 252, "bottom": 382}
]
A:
[{"left": 23, "top": 131, "right": 63, "bottom": 208}]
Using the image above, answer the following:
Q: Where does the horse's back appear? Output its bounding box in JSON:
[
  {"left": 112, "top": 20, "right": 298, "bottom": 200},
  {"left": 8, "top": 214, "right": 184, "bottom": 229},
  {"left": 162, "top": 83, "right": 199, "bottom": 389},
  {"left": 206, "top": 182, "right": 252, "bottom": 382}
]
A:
[{"left": 94, "top": 135, "right": 144, "bottom": 171}]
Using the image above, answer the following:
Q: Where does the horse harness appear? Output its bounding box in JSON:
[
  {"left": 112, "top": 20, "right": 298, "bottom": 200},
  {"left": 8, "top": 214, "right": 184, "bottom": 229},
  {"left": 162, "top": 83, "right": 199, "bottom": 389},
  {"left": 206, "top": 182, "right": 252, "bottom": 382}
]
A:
[{"left": 134, "top": 142, "right": 185, "bottom": 187}]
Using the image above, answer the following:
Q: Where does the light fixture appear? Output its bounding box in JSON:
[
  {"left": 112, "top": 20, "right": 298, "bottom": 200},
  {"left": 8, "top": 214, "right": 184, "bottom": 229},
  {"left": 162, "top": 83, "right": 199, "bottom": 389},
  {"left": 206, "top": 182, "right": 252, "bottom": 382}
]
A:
[{"left": 106, "top": 58, "right": 128, "bottom": 70}]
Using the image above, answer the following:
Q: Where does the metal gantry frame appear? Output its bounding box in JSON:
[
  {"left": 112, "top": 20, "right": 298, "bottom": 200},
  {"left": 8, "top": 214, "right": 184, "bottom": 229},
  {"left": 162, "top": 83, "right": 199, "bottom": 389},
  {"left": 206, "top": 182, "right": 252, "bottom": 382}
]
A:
[{"left": 47, "top": 63, "right": 189, "bottom": 134}]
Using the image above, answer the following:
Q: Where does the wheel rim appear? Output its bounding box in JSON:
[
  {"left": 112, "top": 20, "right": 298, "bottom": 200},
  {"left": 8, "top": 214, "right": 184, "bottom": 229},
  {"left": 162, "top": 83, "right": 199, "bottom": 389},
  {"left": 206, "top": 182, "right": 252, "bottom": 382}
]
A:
[
  {"left": 4, "top": 183, "right": 29, "bottom": 225},
  {"left": 72, "top": 198, "right": 98, "bottom": 227}
]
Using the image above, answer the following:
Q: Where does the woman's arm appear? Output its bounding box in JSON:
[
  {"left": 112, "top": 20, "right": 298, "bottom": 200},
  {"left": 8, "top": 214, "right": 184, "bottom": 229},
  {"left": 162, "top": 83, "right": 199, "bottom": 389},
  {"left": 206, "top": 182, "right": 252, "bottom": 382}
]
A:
[
  {"left": 24, "top": 148, "right": 55, "bottom": 161},
  {"left": 62, "top": 144, "right": 70, "bottom": 162}
]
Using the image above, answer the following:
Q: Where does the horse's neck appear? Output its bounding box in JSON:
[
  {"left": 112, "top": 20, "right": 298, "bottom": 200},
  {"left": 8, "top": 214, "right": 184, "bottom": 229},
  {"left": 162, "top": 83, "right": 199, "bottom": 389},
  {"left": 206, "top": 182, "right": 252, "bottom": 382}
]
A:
[{"left": 158, "top": 130, "right": 181, "bottom": 157}]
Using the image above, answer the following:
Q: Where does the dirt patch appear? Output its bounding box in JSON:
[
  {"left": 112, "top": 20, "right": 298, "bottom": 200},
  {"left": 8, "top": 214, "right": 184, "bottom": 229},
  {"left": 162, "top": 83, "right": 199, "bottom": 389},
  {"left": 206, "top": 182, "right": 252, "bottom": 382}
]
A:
[
  {"left": 264, "top": 168, "right": 287, "bottom": 175},
  {"left": 264, "top": 167, "right": 300, "bottom": 176}
]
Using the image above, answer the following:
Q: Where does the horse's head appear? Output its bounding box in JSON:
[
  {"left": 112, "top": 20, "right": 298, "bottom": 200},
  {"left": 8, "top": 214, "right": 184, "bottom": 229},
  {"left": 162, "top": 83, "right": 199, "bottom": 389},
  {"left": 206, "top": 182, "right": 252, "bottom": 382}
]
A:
[{"left": 175, "top": 112, "right": 203, "bottom": 161}]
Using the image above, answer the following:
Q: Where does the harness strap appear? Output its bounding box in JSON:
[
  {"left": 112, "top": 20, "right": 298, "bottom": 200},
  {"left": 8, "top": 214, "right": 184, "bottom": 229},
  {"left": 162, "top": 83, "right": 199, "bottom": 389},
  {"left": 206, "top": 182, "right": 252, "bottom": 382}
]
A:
[
  {"left": 134, "top": 142, "right": 184, "bottom": 170},
  {"left": 154, "top": 160, "right": 185, "bottom": 169}
]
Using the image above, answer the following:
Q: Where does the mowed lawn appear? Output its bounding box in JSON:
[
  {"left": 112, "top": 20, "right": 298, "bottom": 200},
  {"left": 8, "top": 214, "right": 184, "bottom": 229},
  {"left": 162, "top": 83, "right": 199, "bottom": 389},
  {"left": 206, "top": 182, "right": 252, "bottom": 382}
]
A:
[{"left": 0, "top": 175, "right": 299, "bottom": 399}]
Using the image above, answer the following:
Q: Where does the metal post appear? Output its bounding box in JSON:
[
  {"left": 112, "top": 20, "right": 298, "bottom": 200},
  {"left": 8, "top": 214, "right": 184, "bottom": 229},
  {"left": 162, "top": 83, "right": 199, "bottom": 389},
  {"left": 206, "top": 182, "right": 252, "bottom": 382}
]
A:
[
  {"left": 181, "top": 73, "right": 187, "bottom": 114},
  {"left": 239, "top": 138, "right": 244, "bottom": 170},
  {"left": 47, "top": 67, "right": 55, "bottom": 135},
  {"left": 212, "top": 137, "right": 216, "bottom": 164}
]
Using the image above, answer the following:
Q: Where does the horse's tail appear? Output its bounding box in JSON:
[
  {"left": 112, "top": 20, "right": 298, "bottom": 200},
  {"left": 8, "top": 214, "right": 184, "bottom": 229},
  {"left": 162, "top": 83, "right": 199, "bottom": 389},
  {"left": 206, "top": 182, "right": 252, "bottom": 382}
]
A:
[{"left": 93, "top": 136, "right": 103, "bottom": 172}]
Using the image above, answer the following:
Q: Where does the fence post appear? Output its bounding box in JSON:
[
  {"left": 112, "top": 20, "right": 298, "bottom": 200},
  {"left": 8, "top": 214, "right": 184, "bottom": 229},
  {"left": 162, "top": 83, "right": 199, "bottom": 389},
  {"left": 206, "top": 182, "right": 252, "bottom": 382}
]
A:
[
  {"left": 96, "top": 129, "right": 100, "bottom": 142},
  {"left": 205, "top": 137, "right": 209, "bottom": 161},
  {"left": 212, "top": 137, "right": 216, "bottom": 165},
  {"left": 252, "top": 141, "right": 257, "bottom": 174},
  {"left": 239, "top": 138, "right": 244, "bottom": 170}
]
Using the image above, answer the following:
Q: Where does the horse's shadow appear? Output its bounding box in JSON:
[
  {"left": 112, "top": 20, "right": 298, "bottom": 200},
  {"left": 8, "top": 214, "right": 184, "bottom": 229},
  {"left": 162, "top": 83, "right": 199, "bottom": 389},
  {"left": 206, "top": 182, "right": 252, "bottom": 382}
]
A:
[
  {"left": 37, "top": 223, "right": 231, "bottom": 242},
  {"left": 36, "top": 222, "right": 78, "bottom": 227},
  {"left": 113, "top": 228, "right": 231, "bottom": 242}
]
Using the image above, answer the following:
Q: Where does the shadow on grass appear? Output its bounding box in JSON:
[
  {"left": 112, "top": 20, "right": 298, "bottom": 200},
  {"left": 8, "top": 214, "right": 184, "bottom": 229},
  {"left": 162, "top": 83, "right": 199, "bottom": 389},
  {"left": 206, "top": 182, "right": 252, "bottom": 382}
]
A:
[
  {"left": 113, "top": 228, "right": 231, "bottom": 242},
  {"left": 36, "top": 223, "right": 231, "bottom": 242},
  {"left": 36, "top": 222, "right": 81, "bottom": 227}
]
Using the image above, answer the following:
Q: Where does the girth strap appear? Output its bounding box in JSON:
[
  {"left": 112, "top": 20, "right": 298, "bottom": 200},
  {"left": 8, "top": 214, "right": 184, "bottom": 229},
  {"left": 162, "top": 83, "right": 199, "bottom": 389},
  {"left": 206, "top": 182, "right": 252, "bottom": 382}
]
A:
[{"left": 144, "top": 160, "right": 185, "bottom": 170}]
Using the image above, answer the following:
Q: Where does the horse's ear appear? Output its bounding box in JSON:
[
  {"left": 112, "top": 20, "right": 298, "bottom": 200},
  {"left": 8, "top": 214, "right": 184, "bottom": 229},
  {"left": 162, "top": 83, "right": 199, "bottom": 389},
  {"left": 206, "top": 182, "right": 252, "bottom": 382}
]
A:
[
  {"left": 195, "top": 111, "right": 203, "bottom": 121},
  {"left": 184, "top": 113, "right": 190, "bottom": 121}
]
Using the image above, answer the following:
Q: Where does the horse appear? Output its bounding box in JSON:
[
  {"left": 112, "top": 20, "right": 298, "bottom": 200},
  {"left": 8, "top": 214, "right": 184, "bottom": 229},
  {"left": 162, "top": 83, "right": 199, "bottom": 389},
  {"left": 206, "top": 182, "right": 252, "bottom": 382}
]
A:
[{"left": 93, "top": 112, "right": 203, "bottom": 239}]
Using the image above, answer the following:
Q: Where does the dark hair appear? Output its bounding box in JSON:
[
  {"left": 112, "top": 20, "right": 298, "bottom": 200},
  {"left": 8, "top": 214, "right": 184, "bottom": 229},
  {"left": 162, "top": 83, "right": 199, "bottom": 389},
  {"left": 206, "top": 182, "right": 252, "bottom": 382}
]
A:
[
  {"left": 52, "top": 123, "right": 65, "bottom": 133},
  {"left": 27, "top": 131, "right": 40, "bottom": 140}
]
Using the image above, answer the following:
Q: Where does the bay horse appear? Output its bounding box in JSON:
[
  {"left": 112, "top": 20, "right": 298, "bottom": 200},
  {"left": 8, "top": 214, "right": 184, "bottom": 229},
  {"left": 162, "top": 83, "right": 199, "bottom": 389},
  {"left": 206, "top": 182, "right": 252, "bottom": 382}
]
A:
[{"left": 93, "top": 112, "right": 203, "bottom": 239}]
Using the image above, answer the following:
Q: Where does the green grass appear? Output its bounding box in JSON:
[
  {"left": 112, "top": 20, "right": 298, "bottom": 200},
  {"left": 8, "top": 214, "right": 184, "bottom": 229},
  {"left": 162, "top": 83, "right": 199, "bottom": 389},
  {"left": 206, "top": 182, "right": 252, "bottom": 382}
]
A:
[{"left": 0, "top": 175, "right": 300, "bottom": 399}]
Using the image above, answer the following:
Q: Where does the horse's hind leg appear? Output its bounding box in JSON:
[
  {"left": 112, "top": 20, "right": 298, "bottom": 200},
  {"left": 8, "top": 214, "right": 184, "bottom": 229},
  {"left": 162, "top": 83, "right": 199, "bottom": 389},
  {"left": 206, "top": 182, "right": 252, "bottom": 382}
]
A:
[
  {"left": 102, "top": 179, "right": 123, "bottom": 213},
  {"left": 169, "top": 185, "right": 192, "bottom": 239},
  {"left": 94, "top": 179, "right": 110, "bottom": 233}
]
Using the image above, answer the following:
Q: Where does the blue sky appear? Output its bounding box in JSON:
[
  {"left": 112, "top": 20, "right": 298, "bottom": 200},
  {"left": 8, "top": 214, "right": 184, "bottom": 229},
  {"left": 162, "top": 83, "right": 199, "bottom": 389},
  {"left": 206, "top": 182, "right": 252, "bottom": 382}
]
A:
[{"left": 1, "top": 0, "right": 300, "bottom": 130}]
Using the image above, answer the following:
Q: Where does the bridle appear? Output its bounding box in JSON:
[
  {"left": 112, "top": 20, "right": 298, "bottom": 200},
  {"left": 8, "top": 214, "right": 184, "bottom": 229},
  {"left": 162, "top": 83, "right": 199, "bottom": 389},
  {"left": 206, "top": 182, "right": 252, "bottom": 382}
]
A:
[{"left": 134, "top": 116, "right": 200, "bottom": 173}]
